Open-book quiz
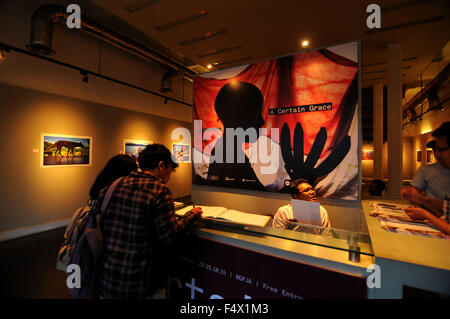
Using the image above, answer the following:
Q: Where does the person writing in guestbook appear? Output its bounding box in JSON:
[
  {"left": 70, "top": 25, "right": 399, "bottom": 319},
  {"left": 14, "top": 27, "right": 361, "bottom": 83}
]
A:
[{"left": 94, "top": 144, "right": 203, "bottom": 299}]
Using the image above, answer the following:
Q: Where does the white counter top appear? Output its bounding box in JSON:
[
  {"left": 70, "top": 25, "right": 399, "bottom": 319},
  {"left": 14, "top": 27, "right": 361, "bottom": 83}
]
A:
[{"left": 362, "top": 199, "right": 450, "bottom": 271}]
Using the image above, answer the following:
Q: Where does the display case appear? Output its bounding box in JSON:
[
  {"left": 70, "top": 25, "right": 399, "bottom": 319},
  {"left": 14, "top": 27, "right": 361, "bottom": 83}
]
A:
[
  {"left": 361, "top": 200, "right": 450, "bottom": 298},
  {"left": 197, "top": 217, "right": 374, "bottom": 261},
  {"left": 171, "top": 206, "right": 376, "bottom": 299}
]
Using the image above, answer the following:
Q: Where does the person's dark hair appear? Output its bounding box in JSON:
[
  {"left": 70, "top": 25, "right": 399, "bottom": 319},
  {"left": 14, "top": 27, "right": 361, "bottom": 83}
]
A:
[
  {"left": 368, "top": 179, "right": 386, "bottom": 196},
  {"left": 138, "top": 143, "right": 179, "bottom": 171},
  {"left": 431, "top": 121, "right": 450, "bottom": 147},
  {"left": 89, "top": 154, "right": 138, "bottom": 200},
  {"left": 288, "top": 178, "right": 310, "bottom": 198}
]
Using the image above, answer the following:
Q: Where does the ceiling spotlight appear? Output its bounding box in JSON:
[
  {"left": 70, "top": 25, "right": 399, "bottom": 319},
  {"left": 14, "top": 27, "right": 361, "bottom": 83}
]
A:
[
  {"left": 301, "top": 40, "right": 310, "bottom": 48},
  {"left": 206, "top": 64, "right": 213, "bottom": 69}
]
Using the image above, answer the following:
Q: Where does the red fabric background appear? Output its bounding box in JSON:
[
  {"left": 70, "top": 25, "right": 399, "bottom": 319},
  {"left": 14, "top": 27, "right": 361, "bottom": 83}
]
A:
[{"left": 193, "top": 49, "right": 358, "bottom": 159}]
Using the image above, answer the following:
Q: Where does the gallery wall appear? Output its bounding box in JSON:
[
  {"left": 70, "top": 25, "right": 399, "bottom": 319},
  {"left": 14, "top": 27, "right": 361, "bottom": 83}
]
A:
[
  {"left": 361, "top": 139, "right": 414, "bottom": 181},
  {"left": 0, "top": 0, "right": 367, "bottom": 235},
  {"left": 0, "top": 0, "right": 195, "bottom": 235},
  {"left": 361, "top": 106, "right": 450, "bottom": 181},
  {"left": 0, "top": 83, "right": 192, "bottom": 233},
  {"left": 0, "top": 0, "right": 193, "bottom": 121}
]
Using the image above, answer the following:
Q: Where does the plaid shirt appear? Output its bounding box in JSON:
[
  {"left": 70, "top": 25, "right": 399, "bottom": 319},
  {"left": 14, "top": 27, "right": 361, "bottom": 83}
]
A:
[{"left": 94, "top": 171, "right": 199, "bottom": 299}]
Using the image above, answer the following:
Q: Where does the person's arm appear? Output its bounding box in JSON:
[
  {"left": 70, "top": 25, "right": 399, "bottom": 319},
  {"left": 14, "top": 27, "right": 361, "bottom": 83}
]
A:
[
  {"left": 401, "top": 186, "right": 444, "bottom": 217},
  {"left": 320, "top": 206, "right": 331, "bottom": 228},
  {"left": 404, "top": 206, "right": 450, "bottom": 235},
  {"left": 401, "top": 167, "right": 426, "bottom": 205},
  {"left": 153, "top": 188, "right": 202, "bottom": 244},
  {"left": 273, "top": 208, "right": 288, "bottom": 229}
]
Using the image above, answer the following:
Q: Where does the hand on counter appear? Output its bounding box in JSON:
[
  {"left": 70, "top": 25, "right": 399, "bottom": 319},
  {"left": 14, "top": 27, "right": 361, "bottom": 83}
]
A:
[
  {"left": 403, "top": 206, "right": 429, "bottom": 221},
  {"left": 191, "top": 206, "right": 203, "bottom": 217},
  {"left": 401, "top": 186, "right": 423, "bottom": 203},
  {"left": 401, "top": 186, "right": 444, "bottom": 218},
  {"left": 404, "top": 206, "right": 450, "bottom": 235}
]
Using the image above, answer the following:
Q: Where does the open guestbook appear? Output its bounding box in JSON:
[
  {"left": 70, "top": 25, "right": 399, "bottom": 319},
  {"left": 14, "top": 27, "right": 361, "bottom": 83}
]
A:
[{"left": 175, "top": 205, "right": 271, "bottom": 228}]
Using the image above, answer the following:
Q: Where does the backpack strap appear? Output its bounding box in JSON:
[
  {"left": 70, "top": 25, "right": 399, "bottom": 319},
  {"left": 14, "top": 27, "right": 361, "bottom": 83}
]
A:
[{"left": 97, "top": 177, "right": 125, "bottom": 223}]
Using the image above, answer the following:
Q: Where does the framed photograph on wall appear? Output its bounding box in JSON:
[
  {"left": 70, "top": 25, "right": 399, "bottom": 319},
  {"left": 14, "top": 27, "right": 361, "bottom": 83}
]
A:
[
  {"left": 172, "top": 143, "right": 191, "bottom": 163},
  {"left": 362, "top": 150, "right": 374, "bottom": 160},
  {"left": 416, "top": 150, "right": 422, "bottom": 162},
  {"left": 123, "top": 139, "right": 153, "bottom": 160},
  {"left": 41, "top": 134, "right": 92, "bottom": 167}
]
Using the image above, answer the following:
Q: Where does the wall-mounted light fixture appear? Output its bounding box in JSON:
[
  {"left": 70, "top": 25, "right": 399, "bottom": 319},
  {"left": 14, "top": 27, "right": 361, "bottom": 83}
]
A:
[
  {"left": 80, "top": 70, "right": 88, "bottom": 83},
  {"left": 0, "top": 43, "right": 9, "bottom": 61}
]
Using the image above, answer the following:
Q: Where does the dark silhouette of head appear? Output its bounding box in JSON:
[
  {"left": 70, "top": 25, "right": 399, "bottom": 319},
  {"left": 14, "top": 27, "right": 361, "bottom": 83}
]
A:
[
  {"left": 89, "top": 154, "right": 138, "bottom": 200},
  {"left": 368, "top": 179, "right": 386, "bottom": 196},
  {"left": 214, "top": 81, "right": 265, "bottom": 130}
]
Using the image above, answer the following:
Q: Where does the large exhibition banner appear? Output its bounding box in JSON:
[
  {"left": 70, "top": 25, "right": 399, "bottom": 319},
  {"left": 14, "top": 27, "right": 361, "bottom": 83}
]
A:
[{"left": 192, "top": 42, "right": 359, "bottom": 200}]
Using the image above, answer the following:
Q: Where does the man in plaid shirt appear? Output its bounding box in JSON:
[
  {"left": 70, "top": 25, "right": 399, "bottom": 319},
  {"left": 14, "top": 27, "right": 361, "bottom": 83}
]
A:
[{"left": 94, "top": 144, "right": 202, "bottom": 298}]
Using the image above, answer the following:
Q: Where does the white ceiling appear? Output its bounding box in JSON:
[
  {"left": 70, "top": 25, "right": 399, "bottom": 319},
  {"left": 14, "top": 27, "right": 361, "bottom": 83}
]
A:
[{"left": 91, "top": 0, "right": 449, "bottom": 87}]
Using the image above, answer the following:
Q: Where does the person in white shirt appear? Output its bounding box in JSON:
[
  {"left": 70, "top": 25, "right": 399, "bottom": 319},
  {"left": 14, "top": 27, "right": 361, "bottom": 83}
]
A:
[
  {"left": 273, "top": 178, "right": 331, "bottom": 229},
  {"left": 401, "top": 121, "right": 450, "bottom": 219}
]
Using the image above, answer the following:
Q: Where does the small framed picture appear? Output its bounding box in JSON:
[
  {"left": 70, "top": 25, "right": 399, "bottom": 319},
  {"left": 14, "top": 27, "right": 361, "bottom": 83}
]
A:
[
  {"left": 362, "top": 150, "right": 374, "bottom": 160},
  {"left": 416, "top": 150, "right": 422, "bottom": 162},
  {"left": 172, "top": 143, "right": 191, "bottom": 163},
  {"left": 41, "top": 134, "right": 92, "bottom": 167},
  {"left": 123, "top": 139, "right": 153, "bottom": 160}
]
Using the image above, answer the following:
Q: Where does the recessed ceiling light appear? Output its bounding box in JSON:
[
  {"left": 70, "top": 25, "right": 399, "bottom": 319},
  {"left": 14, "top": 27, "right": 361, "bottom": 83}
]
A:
[
  {"left": 301, "top": 40, "right": 309, "bottom": 48},
  {"left": 125, "top": 0, "right": 160, "bottom": 13},
  {"left": 155, "top": 9, "right": 208, "bottom": 31},
  {"left": 207, "top": 64, "right": 213, "bottom": 69}
]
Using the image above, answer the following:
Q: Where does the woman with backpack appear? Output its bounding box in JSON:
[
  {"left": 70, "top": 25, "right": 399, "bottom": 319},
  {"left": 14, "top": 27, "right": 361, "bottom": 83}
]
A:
[
  {"left": 89, "top": 154, "right": 138, "bottom": 201},
  {"left": 57, "top": 154, "right": 138, "bottom": 293}
]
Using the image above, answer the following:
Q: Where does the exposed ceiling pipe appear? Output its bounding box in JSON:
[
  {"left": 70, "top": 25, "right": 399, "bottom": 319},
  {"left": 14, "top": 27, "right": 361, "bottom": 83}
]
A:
[{"left": 28, "top": 5, "right": 197, "bottom": 81}]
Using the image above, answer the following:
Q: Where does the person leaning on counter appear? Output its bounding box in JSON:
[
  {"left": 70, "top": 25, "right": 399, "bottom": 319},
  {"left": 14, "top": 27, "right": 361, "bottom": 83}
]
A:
[
  {"left": 273, "top": 178, "right": 331, "bottom": 229},
  {"left": 93, "top": 144, "right": 203, "bottom": 299},
  {"left": 401, "top": 121, "right": 450, "bottom": 210},
  {"left": 401, "top": 121, "right": 450, "bottom": 235}
]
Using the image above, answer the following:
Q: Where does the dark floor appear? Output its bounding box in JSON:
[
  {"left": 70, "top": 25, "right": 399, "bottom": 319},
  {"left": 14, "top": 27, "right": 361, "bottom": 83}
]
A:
[
  {"left": 0, "top": 195, "right": 192, "bottom": 299},
  {"left": 0, "top": 227, "right": 72, "bottom": 299}
]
